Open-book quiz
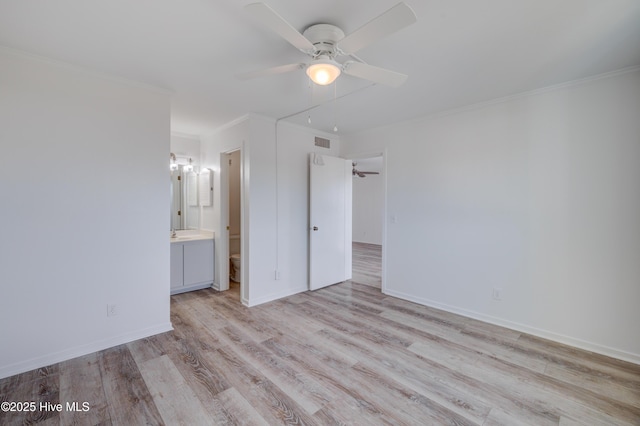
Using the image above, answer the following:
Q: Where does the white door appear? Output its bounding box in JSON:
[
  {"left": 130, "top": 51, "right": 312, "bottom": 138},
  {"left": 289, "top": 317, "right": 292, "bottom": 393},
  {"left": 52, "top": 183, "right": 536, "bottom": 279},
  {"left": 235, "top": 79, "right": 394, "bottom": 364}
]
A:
[{"left": 309, "top": 153, "right": 352, "bottom": 290}]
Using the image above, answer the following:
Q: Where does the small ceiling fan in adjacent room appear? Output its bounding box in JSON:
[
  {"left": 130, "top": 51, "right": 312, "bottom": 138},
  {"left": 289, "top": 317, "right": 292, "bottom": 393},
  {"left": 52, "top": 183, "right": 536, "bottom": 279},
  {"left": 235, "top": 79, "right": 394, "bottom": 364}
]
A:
[
  {"left": 238, "top": 2, "right": 417, "bottom": 87},
  {"left": 352, "top": 162, "right": 380, "bottom": 178}
]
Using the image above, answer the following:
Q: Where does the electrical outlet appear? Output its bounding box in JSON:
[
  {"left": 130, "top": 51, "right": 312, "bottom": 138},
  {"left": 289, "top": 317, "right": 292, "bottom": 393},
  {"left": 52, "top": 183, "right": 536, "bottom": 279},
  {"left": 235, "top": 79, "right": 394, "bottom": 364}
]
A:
[
  {"left": 492, "top": 288, "right": 502, "bottom": 301},
  {"left": 274, "top": 270, "right": 281, "bottom": 280},
  {"left": 107, "top": 304, "right": 118, "bottom": 317}
]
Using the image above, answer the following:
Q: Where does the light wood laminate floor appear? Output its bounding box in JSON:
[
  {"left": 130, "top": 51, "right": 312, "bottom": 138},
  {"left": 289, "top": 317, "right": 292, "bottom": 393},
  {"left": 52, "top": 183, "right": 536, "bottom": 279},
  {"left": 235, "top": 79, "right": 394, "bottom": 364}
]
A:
[
  {"left": 351, "top": 242, "right": 382, "bottom": 288},
  {"left": 1, "top": 244, "right": 639, "bottom": 425}
]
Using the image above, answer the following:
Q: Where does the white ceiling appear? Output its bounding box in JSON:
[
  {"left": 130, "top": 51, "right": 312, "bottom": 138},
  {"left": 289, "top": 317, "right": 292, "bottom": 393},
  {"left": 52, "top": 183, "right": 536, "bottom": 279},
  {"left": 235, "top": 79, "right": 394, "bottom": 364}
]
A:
[{"left": 1, "top": 0, "right": 639, "bottom": 136}]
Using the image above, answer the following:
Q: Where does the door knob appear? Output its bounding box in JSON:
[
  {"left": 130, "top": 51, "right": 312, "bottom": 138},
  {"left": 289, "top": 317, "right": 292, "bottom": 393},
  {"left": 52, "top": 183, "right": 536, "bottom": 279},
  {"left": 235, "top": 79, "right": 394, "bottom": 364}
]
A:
[{"left": 312, "top": 226, "right": 318, "bottom": 231}]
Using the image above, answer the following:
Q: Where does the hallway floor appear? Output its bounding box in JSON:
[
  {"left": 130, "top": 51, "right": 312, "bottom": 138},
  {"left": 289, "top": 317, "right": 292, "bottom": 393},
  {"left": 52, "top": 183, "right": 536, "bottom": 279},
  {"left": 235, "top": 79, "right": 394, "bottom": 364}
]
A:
[{"left": 352, "top": 242, "right": 381, "bottom": 288}]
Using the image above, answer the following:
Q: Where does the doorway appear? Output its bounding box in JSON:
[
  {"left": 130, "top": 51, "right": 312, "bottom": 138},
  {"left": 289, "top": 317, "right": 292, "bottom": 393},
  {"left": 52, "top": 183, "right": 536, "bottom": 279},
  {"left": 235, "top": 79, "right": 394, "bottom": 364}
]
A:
[
  {"left": 350, "top": 154, "right": 384, "bottom": 289},
  {"left": 220, "top": 149, "right": 244, "bottom": 302}
]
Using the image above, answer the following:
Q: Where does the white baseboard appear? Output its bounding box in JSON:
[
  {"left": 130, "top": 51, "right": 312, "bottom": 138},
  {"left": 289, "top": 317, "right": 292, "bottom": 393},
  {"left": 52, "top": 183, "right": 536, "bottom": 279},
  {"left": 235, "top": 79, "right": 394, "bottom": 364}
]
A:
[
  {"left": 384, "top": 289, "right": 640, "bottom": 366},
  {"left": 245, "top": 285, "right": 308, "bottom": 307},
  {"left": 0, "top": 322, "right": 173, "bottom": 380},
  {"left": 170, "top": 282, "right": 212, "bottom": 295}
]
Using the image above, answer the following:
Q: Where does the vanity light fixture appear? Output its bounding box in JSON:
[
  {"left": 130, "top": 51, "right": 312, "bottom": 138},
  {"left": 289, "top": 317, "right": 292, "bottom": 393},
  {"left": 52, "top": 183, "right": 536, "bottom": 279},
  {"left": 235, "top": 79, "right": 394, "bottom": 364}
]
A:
[
  {"left": 170, "top": 153, "right": 197, "bottom": 172},
  {"left": 184, "top": 158, "right": 194, "bottom": 172},
  {"left": 170, "top": 153, "right": 178, "bottom": 171}
]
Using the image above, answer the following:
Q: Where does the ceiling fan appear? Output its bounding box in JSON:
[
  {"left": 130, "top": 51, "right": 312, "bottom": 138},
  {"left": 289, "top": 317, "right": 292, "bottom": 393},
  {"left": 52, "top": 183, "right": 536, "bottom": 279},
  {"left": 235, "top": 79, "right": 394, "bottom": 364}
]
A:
[
  {"left": 238, "top": 2, "right": 417, "bottom": 87},
  {"left": 352, "top": 162, "right": 380, "bottom": 178}
]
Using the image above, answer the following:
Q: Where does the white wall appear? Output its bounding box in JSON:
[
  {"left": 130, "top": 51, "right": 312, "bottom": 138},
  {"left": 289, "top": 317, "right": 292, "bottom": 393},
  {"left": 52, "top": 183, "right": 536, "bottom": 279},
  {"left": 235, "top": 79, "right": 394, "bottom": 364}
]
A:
[
  {"left": 201, "top": 115, "right": 341, "bottom": 306},
  {"left": 341, "top": 68, "right": 640, "bottom": 363},
  {"left": 0, "top": 49, "right": 172, "bottom": 378},
  {"left": 352, "top": 171, "right": 384, "bottom": 245}
]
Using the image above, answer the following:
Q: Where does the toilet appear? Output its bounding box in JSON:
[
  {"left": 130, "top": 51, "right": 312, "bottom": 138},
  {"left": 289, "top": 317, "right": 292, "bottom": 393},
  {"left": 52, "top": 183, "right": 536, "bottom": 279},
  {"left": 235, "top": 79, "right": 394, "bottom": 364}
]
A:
[
  {"left": 230, "top": 253, "right": 241, "bottom": 282},
  {"left": 229, "top": 234, "right": 241, "bottom": 282}
]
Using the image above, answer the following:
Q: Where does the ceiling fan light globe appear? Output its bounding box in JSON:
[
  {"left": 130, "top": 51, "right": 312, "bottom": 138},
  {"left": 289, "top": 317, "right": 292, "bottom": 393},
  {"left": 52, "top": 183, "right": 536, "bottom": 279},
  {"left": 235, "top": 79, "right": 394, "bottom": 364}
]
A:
[
  {"left": 315, "top": 69, "right": 331, "bottom": 85},
  {"left": 306, "top": 61, "right": 341, "bottom": 86}
]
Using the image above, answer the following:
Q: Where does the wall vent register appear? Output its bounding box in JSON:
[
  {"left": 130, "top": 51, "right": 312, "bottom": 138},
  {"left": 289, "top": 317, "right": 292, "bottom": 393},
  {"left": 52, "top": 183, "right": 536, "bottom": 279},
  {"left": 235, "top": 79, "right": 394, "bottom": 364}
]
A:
[{"left": 315, "top": 136, "right": 330, "bottom": 149}]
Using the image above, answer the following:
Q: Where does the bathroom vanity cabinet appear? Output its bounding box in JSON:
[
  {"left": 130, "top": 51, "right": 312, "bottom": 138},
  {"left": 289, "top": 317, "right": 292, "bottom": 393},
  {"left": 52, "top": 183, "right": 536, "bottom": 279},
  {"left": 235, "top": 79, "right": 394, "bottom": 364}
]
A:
[{"left": 170, "top": 236, "right": 214, "bottom": 295}]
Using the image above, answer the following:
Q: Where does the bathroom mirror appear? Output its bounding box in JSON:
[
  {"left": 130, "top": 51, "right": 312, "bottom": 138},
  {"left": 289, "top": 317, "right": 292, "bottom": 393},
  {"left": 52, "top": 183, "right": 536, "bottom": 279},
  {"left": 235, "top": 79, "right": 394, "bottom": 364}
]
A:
[{"left": 170, "top": 165, "right": 200, "bottom": 230}]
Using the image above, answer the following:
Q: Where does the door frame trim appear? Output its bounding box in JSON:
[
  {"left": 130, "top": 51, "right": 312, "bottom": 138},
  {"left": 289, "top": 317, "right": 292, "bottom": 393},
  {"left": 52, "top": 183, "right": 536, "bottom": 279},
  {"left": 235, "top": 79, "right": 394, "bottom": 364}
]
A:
[{"left": 343, "top": 150, "right": 387, "bottom": 293}]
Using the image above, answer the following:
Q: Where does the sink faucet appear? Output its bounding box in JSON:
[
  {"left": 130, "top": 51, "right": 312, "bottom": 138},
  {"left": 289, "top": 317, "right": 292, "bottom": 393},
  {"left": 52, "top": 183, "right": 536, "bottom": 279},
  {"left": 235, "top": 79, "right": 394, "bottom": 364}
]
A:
[{"left": 171, "top": 228, "right": 177, "bottom": 238}]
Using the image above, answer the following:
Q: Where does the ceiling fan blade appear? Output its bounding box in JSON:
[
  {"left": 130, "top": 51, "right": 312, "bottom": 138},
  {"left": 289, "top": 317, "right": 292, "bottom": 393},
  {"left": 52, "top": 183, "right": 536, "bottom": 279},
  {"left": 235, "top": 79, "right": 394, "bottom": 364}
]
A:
[
  {"left": 244, "top": 3, "right": 315, "bottom": 53},
  {"left": 343, "top": 61, "right": 408, "bottom": 87},
  {"left": 353, "top": 167, "right": 379, "bottom": 177},
  {"left": 338, "top": 2, "right": 417, "bottom": 54},
  {"left": 236, "top": 63, "right": 305, "bottom": 80}
]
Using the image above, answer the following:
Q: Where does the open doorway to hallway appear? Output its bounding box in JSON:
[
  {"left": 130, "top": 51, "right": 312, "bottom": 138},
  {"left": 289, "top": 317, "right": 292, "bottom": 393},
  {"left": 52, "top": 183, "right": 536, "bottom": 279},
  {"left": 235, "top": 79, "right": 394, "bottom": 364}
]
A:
[{"left": 351, "top": 155, "right": 383, "bottom": 288}]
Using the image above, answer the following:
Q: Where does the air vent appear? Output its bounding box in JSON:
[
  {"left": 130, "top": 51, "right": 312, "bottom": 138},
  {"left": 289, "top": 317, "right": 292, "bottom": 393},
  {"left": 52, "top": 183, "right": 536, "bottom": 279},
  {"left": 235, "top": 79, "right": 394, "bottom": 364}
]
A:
[{"left": 314, "top": 137, "right": 330, "bottom": 149}]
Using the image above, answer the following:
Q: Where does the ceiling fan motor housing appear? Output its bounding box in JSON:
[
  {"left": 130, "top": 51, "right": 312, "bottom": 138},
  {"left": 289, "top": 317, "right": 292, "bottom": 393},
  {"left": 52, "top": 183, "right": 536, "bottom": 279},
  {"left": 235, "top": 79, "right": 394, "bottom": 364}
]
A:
[{"left": 302, "top": 24, "right": 345, "bottom": 58}]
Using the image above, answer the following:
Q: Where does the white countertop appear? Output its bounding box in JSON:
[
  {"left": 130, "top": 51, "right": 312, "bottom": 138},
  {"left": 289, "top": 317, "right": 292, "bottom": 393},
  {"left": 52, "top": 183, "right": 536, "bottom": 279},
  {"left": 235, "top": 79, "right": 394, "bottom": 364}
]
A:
[{"left": 170, "top": 230, "right": 215, "bottom": 243}]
